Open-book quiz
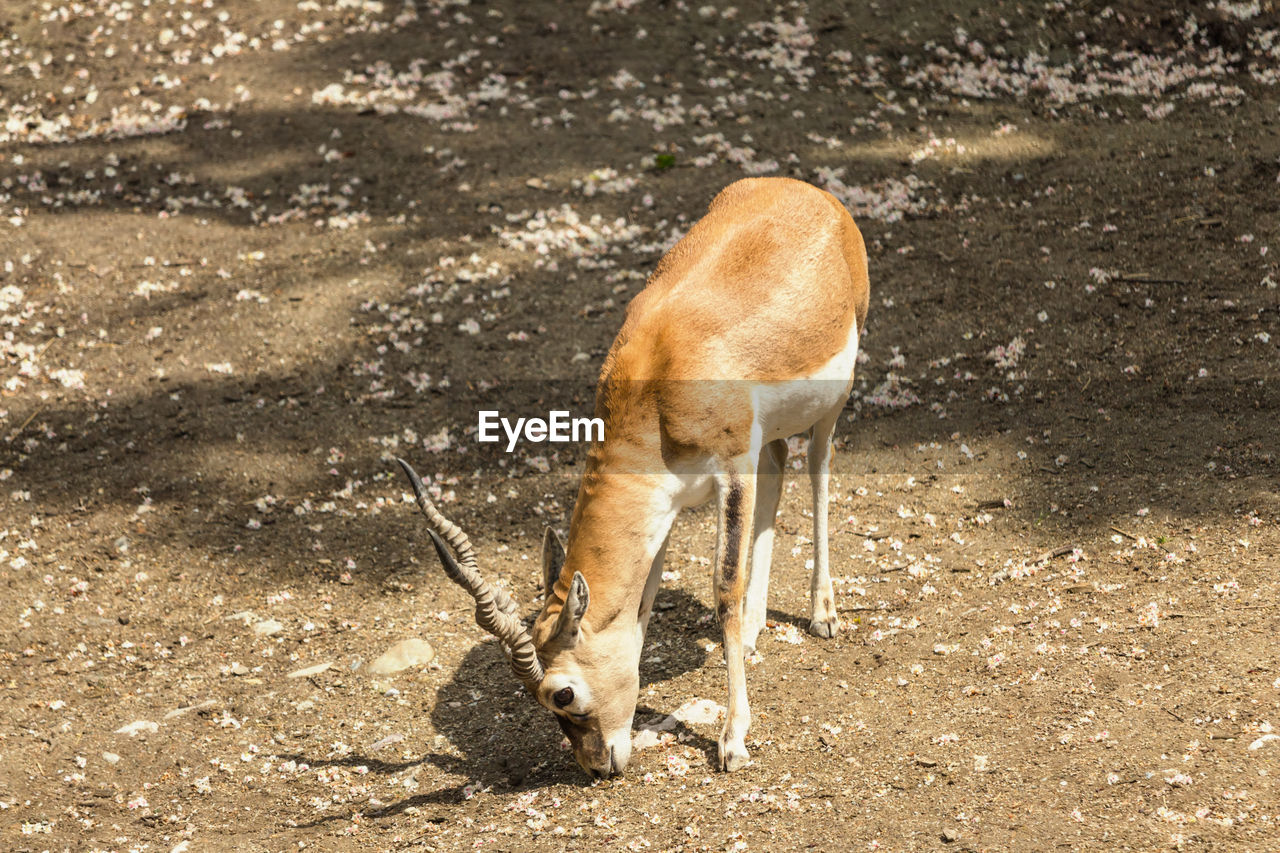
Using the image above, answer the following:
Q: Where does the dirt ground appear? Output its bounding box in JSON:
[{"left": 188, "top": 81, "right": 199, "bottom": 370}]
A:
[{"left": 2, "top": 0, "right": 1279, "bottom": 850}]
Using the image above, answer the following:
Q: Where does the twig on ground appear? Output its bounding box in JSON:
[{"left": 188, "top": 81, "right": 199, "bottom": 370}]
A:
[
  {"left": 68, "top": 263, "right": 114, "bottom": 278},
  {"left": 1098, "top": 777, "right": 1141, "bottom": 791},
  {"left": 5, "top": 405, "right": 46, "bottom": 444},
  {"left": 1110, "top": 525, "right": 1175, "bottom": 555},
  {"left": 1031, "top": 545, "right": 1077, "bottom": 565}
]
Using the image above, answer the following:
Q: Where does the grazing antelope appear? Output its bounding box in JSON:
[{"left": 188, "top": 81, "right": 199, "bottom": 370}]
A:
[{"left": 399, "top": 176, "right": 869, "bottom": 777}]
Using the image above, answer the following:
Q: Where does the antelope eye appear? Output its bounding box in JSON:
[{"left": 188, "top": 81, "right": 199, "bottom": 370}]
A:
[{"left": 552, "top": 686, "right": 574, "bottom": 708}]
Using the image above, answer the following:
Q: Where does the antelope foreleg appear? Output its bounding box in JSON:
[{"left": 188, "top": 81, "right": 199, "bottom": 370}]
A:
[
  {"left": 744, "top": 438, "right": 787, "bottom": 654},
  {"left": 714, "top": 461, "right": 756, "bottom": 772}
]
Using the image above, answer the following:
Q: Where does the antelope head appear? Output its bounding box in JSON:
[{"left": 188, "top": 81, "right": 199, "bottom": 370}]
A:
[{"left": 397, "top": 458, "right": 633, "bottom": 778}]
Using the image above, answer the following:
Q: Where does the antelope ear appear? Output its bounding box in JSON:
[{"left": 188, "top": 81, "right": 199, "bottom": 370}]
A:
[
  {"left": 541, "top": 526, "right": 566, "bottom": 597},
  {"left": 552, "top": 571, "right": 589, "bottom": 647}
]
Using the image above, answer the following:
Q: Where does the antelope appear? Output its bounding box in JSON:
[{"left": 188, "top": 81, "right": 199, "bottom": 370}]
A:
[{"left": 399, "top": 176, "right": 870, "bottom": 777}]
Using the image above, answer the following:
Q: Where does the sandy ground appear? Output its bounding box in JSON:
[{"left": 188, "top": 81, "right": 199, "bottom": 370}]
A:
[{"left": 2, "top": 1, "right": 1279, "bottom": 850}]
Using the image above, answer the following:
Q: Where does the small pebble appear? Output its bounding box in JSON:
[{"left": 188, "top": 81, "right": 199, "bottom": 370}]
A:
[
  {"left": 253, "top": 618, "right": 284, "bottom": 636},
  {"left": 370, "top": 733, "right": 405, "bottom": 751},
  {"left": 287, "top": 662, "right": 333, "bottom": 679},
  {"left": 164, "top": 700, "right": 217, "bottom": 720},
  {"left": 368, "top": 638, "right": 435, "bottom": 675}
]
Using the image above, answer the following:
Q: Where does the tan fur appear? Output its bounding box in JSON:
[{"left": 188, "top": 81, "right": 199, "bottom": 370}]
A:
[{"left": 525, "top": 177, "right": 869, "bottom": 777}]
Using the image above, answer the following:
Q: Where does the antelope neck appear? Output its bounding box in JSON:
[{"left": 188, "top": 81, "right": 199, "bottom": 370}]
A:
[{"left": 552, "top": 445, "right": 681, "bottom": 634}]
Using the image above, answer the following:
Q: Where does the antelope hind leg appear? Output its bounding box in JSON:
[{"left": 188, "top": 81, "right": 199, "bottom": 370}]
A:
[{"left": 807, "top": 408, "right": 840, "bottom": 639}]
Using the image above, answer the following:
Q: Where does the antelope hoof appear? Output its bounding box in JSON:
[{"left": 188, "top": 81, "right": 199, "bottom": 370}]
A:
[
  {"left": 808, "top": 615, "right": 839, "bottom": 639},
  {"left": 718, "top": 740, "right": 750, "bottom": 772}
]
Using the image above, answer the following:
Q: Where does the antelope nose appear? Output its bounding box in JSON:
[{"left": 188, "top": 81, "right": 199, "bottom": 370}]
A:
[{"left": 588, "top": 747, "right": 622, "bottom": 780}]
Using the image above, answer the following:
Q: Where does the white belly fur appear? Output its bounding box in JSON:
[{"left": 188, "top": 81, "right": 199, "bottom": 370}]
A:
[{"left": 751, "top": 319, "right": 859, "bottom": 443}]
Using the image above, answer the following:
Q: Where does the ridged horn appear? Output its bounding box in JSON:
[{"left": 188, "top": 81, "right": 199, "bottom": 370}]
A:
[{"left": 396, "top": 458, "right": 544, "bottom": 686}]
